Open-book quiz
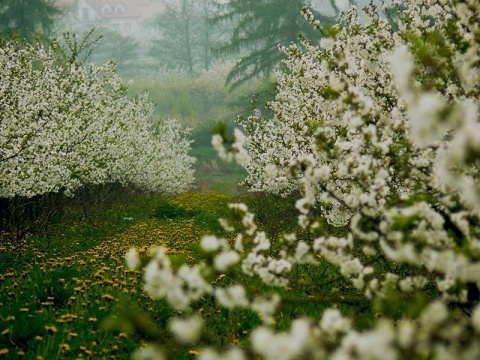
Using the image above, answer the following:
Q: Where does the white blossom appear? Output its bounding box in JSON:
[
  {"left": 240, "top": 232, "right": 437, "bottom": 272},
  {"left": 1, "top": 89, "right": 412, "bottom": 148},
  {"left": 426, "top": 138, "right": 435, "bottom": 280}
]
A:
[
  {"left": 168, "top": 316, "right": 203, "bottom": 344},
  {"left": 125, "top": 248, "right": 141, "bottom": 270}
]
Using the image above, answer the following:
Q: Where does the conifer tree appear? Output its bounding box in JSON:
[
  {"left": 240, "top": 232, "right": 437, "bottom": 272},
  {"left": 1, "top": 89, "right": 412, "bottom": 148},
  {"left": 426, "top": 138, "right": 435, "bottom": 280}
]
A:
[
  {"left": 150, "top": 0, "right": 199, "bottom": 75},
  {"left": 150, "top": 0, "right": 222, "bottom": 75},
  {"left": 0, "top": 0, "right": 61, "bottom": 42},
  {"left": 211, "top": 0, "right": 351, "bottom": 88}
]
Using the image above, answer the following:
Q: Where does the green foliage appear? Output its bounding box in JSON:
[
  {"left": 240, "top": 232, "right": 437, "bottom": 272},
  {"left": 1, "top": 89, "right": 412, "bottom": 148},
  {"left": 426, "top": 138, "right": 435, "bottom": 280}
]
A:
[
  {"left": 238, "top": 192, "right": 302, "bottom": 240},
  {"left": 60, "top": 28, "right": 140, "bottom": 76},
  {"left": 374, "top": 284, "right": 431, "bottom": 320},
  {"left": 151, "top": 198, "right": 227, "bottom": 235},
  {"left": 211, "top": 0, "right": 341, "bottom": 88},
  {"left": 128, "top": 74, "right": 229, "bottom": 131},
  {"left": 0, "top": 0, "right": 61, "bottom": 42},
  {"left": 151, "top": 201, "right": 196, "bottom": 220},
  {"left": 190, "top": 145, "right": 246, "bottom": 195},
  {"left": 58, "top": 29, "right": 103, "bottom": 64},
  {"left": 149, "top": 0, "right": 221, "bottom": 74},
  {"left": 31, "top": 265, "right": 77, "bottom": 307},
  {"left": 127, "top": 72, "right": 264, "bottom": 148}
]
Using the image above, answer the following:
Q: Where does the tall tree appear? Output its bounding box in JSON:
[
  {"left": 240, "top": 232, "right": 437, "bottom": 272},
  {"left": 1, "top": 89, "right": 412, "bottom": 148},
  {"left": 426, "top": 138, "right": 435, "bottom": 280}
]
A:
[
  {"left": 149, "top": 0, "right": 225, "bottom": 75},
  {"left": 198, "top": 0, "right": 217, "bottom": 72},
  {"left": 0, "top": 0, "right": 61, "bottom": 42},
  {"left": 85, "top": 28, "right": 140, "bottom": 77},
  {"left": 211, "top": 0, "right": 354, "bottom": 88},
  {"left": 150, "top": 0, "right": 199, "bottom": 75}
]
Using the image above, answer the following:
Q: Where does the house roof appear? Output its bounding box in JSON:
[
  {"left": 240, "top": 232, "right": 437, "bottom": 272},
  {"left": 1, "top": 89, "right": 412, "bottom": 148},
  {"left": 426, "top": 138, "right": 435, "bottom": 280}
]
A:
[{"left": 85, "top": 0, "right": 141, "bottom": 19}]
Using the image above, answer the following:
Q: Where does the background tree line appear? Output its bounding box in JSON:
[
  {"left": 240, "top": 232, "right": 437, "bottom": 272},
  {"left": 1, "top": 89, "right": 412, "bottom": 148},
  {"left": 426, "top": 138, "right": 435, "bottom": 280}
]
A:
[{"left": 0, "top": 0, "right": 355, "bottom": 86}]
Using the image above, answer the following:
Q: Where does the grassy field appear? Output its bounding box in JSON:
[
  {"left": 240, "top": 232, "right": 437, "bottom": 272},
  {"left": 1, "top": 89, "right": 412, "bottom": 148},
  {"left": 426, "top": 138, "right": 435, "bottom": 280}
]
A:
[
  {"left": 0, "top": 191, "right": 371, "bottom": 359},
  {"left": 190, "top": 146, "right": 247, "bottom": 196}
]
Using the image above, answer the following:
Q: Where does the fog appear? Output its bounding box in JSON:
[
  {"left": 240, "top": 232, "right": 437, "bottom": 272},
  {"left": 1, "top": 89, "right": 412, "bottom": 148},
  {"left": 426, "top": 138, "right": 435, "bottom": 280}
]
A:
[{"left": 49, "top": 0, "right": 383, "bottom": 79}]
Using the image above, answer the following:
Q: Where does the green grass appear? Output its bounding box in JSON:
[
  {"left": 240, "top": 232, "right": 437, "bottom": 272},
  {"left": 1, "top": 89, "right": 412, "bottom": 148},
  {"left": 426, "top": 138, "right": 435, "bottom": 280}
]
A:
[
  {"left": 190, "top": 146, "right": 247, "bottom": 196},
  {"left": 0, "top": 191, "right": 371, "bottom": 359}
]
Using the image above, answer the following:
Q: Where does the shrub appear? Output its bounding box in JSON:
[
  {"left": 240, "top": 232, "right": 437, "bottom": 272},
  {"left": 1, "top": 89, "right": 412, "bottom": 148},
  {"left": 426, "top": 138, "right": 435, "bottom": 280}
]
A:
[
  {"left": 0, "top": 35, "right": 195, "bottom": 199},
  {"left": 152, "top": 202, "right": 195, "bottom": 220},
  {"left": 0, "top": 34, "right": 196, "bottom": 239}
]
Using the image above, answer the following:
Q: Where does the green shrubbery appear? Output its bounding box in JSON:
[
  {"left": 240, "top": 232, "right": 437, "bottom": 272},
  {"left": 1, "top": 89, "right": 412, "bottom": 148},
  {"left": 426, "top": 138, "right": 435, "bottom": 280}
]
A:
[{"left": 127, "top": 68, "right": 272, "bottom": 148}]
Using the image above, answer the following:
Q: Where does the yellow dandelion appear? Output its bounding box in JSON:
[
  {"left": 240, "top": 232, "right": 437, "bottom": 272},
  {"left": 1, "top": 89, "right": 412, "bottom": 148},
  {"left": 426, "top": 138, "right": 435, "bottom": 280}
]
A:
[
  {"left": 88, "top": 317, "right": 98, "bottom": 323},
  {"left": 45, "top": 325, "right": 58, "bottom": 334},
  {"left": 35, "top": 336, "right": 43, "bottom": 341},
  {"left": 6, "top": 316, "right": 15, "bottom": 322},
  {"left": 17, "top": 350, "right": 24, "bottom": 356},
  {"left": 102, "top": 294, "right": 116, "bottom": 301},
  {"left": 60, "top": 343, "right": 70, "bottom": 351},
  {"left": 1, "top": 329, "right": 9, "bottom": 336},
  {"left": 188, "top": 349, "right": 199, "bottom": 355},
  {"left": 69, "top": 332, "right": 78, "bottom": 337},
  {"left": 118, "top": 332, "right": 128, "bottom": 339},
  {"left": 0, "top": 349, "right": 9, "bottom": 356},
  {"left": 19, "top": 308, "right": 29, "bottom": 312}
]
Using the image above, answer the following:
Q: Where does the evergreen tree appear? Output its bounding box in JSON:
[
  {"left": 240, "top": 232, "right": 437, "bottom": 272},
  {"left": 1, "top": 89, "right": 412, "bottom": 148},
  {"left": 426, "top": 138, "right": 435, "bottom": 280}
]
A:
[
  {"left": 198, "top": 0, "right": 218, "bottom": 72},
  {"left": 150, "top": 0, "right": 200, "bottom": 75},
  {"left": 150, "top": 0, "right": 223, "bottom": 75},
  {"left": 0, "top": 0, "right": 61, "bottom": 42},
  {"left": 87, "top": 28, "right": 140, "bottom": 77},
  {"left": 211, "top": 0, "right": 353, "bottom": 88}
]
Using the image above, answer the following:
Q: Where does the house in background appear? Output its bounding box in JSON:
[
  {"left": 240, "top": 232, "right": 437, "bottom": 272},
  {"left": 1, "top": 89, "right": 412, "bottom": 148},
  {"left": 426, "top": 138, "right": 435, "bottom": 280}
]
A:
[{"left": 57, "top": 0, "right": 166, "bottom": 40}]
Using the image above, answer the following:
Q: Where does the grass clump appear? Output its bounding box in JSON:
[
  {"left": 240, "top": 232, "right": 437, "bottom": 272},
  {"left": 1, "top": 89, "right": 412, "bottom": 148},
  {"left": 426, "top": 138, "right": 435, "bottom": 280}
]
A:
[{"left": 151, "top": 201, "right": 196, "bottom": 220}]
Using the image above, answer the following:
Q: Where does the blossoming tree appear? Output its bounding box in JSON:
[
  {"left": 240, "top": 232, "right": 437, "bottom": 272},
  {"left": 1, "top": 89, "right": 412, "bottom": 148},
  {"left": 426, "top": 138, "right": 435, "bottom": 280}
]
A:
[
  {"left": 130, "top": 0, "right": 480, "bottom": 359},
  {"left": 0, "top": 36, "right": 195, "bottom": 199}
]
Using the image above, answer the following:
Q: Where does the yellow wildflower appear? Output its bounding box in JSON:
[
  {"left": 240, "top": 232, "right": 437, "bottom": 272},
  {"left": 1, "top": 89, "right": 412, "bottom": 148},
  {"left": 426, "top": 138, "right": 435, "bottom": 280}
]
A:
[{"left": 45, "top": 325, "right": 58, "bottom": 334}]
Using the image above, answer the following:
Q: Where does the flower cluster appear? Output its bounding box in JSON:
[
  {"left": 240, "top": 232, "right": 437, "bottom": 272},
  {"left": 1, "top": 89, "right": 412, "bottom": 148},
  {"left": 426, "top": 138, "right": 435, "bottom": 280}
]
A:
[
  {"left": 0, "top": 37, "right": 195, "bottom": 198},
  {"left": 132, "top": 0, "right": 480, "bottom": 359}
]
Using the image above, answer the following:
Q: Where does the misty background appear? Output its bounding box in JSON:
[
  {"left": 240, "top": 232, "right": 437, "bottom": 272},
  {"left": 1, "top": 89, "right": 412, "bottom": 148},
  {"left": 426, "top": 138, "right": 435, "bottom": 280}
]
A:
[{"left": 0, "top": 0, "right": 388, "bottom": 192}]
